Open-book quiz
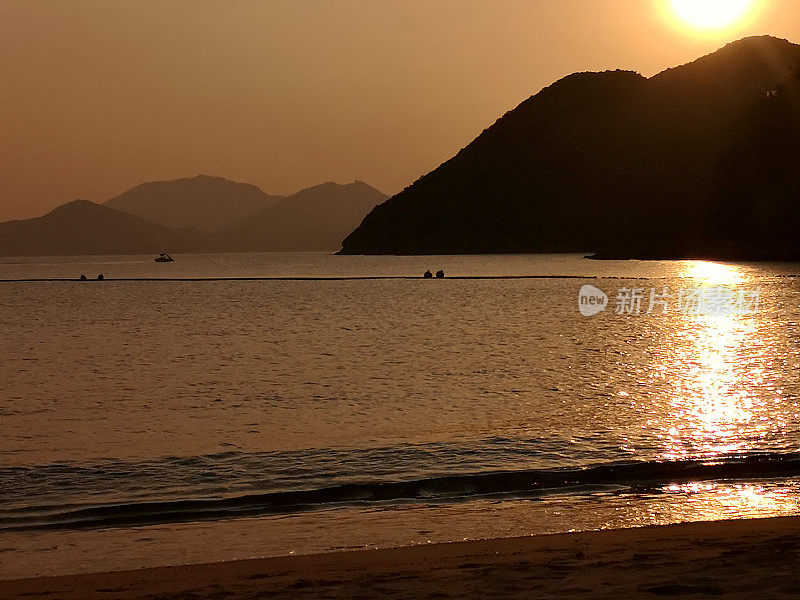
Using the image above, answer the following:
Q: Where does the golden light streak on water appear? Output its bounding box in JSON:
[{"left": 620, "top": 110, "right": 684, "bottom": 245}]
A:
[{"left": 651, "top": 263, "right": 779, "bottom": 460}]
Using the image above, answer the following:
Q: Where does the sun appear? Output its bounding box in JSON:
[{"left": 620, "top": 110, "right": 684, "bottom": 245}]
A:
[{"left": 669, "top": 0, "right": 757, "bottom": 31}]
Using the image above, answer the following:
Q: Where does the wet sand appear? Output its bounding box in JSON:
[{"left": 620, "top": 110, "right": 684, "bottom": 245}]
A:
[{"left": 2, "top": 516, "right": 800, "bottom": 599}]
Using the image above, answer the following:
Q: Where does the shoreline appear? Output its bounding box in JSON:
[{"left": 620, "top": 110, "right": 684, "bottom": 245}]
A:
[
  {"left": 3, "top": 273, "right": 800, "bottom": 284},
  {"left": 3, "top": 516, "right": 800, "bottom": 599}
]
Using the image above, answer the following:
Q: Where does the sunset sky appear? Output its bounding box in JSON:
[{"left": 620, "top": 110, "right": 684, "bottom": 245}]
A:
[{"left": 2, "top": 0, "right": 799, "bottom": 222}]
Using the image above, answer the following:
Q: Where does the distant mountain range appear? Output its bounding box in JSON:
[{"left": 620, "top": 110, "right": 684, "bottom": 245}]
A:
[
  {"left": 105, "top": 175, "right": 283, "bottom": 231},
  {"left": 7, "top": 36, "right": 800, "bottom": 260},
  {"left": 0, "top": 177, "right": 387, "bottom": 256},
  {"left": 217, "top": 181, "right": 389, "bottom": 252},
  {"left": 341, "top": 36, "right": 800, "bottom": 259},
  {"left": 0, "top": 200, "right": 199, "bottom": 257}
]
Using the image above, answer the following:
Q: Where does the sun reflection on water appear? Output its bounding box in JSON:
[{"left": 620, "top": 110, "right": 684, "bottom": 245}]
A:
[
  {"left": 682, "top": 260, "right": 745, "bottom": 284},
  {"left": 652, "top": 262, "right": 777, "bottom": 460},
  {"left": 657, "top": 480, "right": 800, "bottom": 523}
]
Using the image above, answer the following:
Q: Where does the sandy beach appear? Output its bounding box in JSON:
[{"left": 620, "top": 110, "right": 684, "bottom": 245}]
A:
[{"left": 3, "top": 516, "right": 800, "bottom": 599}]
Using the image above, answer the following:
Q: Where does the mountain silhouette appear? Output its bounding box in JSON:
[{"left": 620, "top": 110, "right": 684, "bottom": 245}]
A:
[
  {"left": 217, "top": 181, "right": 388, "bottom": 251},
  {"left": 0, "top": 179, "right": 386, "bottom": 256},
  {"left": 0, "top": 200, "right": 200, "bottom": 257},
  {"left": 105, "top": 175, "right": 281, "bottom": 231},
  {"left": 340, "top": 36, "right": 800, "bottom": 258}
]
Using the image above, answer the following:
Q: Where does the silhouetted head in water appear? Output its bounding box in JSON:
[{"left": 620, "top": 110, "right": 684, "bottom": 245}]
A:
[
  {"left": 97, "top": 274, "right": 104, "bottom": 280},
  {"left": 423, "top": 270, "right": 433, "bottom": 278},
  {"left": 79, "top": 274, "right": 87, "bottom": 281},
  {"left": 436, "top": 270, "right": 445, "bottom": 278}
]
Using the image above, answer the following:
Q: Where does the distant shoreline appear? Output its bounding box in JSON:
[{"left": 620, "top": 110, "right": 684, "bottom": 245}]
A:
[
  {"left": 3, "top": 273, "right": 800, "bottom": 283},
  {"left": 0, "top": 275, "right": 744, "bottom": 283}
]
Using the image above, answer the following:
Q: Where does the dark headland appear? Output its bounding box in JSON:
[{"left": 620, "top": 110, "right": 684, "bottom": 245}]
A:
[{"left": 340, "top": 36, "right": 800, "bottom": 260}]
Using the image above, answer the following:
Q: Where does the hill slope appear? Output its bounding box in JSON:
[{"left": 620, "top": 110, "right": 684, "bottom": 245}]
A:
[
  {"left": 0, "top": 200, "right": 199, "bottom": 257},
  {"left": 218, "top": 182, "right": 387, "bottom": 251},
  {"left": 105, "top": 175, "right": 281, "bottom": 231},
  {"left": 340, "top": 36, "right": 800, "bottom": 257}
]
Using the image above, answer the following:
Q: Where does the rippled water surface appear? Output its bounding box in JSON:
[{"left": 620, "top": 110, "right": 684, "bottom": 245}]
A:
[{"left": 2, "top": 252, "right": 800, "bottom": 578}]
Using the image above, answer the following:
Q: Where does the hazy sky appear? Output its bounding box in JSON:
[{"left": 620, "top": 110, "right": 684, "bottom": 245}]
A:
[{"left": 2, "top": 0, "right": 798, "bottom": 221}]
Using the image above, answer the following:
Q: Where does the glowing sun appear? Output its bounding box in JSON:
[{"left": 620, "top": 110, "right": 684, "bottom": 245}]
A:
[{"left": 669, "top": 0, "right": 757, "bottom": 30}]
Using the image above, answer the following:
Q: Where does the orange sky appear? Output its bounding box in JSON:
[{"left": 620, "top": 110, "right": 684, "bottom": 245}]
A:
[{"left": 1, "top": 0, "right": 798, "bottom": 221}]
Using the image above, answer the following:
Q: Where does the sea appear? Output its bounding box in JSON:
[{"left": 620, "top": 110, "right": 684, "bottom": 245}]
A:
[{"left": 2, "top": 252, "right": 800, "bottom": 579}]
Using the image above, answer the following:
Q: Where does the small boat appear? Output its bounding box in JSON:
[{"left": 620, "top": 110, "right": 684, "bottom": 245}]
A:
[{"left": 154, "top": 253, "right": 174, "bottom": 263}]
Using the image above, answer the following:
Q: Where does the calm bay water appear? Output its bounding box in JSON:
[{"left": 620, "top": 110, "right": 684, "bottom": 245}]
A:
[{"left": 2, "top": 252, "right": 800, "bottom": 578}]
